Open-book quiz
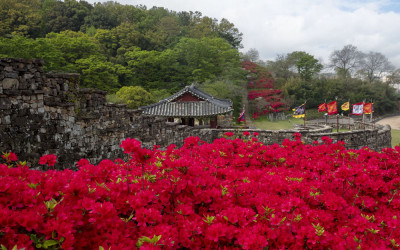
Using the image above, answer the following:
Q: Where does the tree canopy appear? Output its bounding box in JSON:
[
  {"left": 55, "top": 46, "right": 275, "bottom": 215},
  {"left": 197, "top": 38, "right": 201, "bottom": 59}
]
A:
[
  {"left": 0, "top": 0, "right": 244, "bottom": 94},
  {"left": 265, "top": 46, "right": 399, "bottom": 114},
  {"left": 0, "top": 1, "right": 398, "bottom": 115}
]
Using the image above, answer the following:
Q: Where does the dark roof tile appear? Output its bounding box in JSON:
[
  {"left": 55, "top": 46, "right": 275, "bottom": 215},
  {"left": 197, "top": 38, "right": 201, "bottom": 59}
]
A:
[{"left": 140, "top": 84, "right": 233, "bottom": 117}]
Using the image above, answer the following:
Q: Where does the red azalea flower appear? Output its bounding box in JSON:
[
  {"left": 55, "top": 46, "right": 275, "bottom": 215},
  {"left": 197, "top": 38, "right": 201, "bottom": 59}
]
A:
[
  {"left": 121, "top": 138, "right": 153, "bottom": 163},
  {"left": 293, "top": 132, "right": 301, "bottom": 141},
  {"left": 39, "top": 154, "right": 57, "bottom": 166},
  {"left": 1, "top": 152, "right": 18, "bottom": 162},
  {"left": 321, "top": 136, "right": 333, "bottom": 145},
  {"left": 76, "top": 158, "right": 90, "bottom": 167},
  {"left": 1, "top": 133, "right": 400, "bottom": 249},
  {"left": 120, "top": 138, "right": 142, "bottom": 154},
  {"left": 224, "top": 132, "right": 234, "bottom": 137}
]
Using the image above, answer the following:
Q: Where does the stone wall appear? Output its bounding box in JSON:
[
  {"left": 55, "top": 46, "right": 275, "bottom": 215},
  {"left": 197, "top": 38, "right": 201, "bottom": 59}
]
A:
[
  {"left": 0, "top": 58, "right": 392, "bottom": 169},
  {"left": 202, "top": 123, "right": 391, "bottom": 151},
  {"left": 0, "top": 58, "right": 214, "bottom": 168},
  {"left": 0, "top": 58, "right": 156, "bottom": 168}
]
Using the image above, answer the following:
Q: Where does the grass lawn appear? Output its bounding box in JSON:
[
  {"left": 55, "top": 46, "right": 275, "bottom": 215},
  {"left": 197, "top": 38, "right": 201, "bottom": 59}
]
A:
[
  {"left": 253, "top": 117, "right": 304, "bottom": 130},
  {"left": 253, "top": 118, "right": 352, "bottom": 131},
  {"left": 392, "top": 129, "right": 400, "bottom": 147}
]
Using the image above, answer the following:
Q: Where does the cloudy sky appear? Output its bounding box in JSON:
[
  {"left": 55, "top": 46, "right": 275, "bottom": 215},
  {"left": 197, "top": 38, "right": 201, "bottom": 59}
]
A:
[{"left": 86, "top": 0, "right": 400, "bottom": 68}]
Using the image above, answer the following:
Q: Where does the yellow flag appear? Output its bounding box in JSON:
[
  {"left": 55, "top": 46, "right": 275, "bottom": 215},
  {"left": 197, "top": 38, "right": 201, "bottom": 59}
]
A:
[
  {"left": 341, "top": 101, "right": 350, "bottom": 111},
  {"left": 292, "top": 104, "right": 305, "bottom": 118}
]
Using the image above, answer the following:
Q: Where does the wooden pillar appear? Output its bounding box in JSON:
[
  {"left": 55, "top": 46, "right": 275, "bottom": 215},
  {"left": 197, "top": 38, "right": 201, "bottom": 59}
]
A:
[{"left": 210, "top": 116, "right": 217, "bottom": 128}]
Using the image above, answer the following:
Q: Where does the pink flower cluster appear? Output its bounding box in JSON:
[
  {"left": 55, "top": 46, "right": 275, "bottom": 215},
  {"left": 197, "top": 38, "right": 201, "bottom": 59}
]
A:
[
  {"left": 1, "top": 152, "right": 18, "bottom": 162},
  {"left": 1, "top": 136, "right": 400, "bottom": 249},
  {"left": 242, "top": 61, "right": 288, "bottom": 116},
  {"left": 248, "top": 89, "right": 283, "bottom": 100},
  {"left": 38, "top": 154, "right": 57, "bottom": 167}
]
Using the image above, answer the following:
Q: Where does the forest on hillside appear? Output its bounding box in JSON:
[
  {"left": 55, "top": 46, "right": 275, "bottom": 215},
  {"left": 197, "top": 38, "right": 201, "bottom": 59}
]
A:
[
  {"left": 0, "top": 0, "right": 245, "bottom": 113},
  {"left": 0, "top": 0, "right": 399, "bottom": 115}
]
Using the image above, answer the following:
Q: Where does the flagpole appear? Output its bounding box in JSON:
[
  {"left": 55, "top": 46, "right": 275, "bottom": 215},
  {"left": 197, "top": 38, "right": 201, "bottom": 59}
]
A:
[
  {"left": 244, "top": 105, "right": 247, "bottom": 127},
  {"left": 348, "top": 99, "right": 351, "bottom": 130},
  {"left": 304, "top": 100, "right": 307, "bottom": 128},
  {"left": 324, "top": 99, "right": 327, "bottom": 125},
  {"left": 336, "top": 97, "right": 339, "bottom": 133},
  {"left": 362, "top": 99, "right": 365, "bottom": 130},
  {"left": 371, "top": 99, "right": 374, "bottom": 129}
]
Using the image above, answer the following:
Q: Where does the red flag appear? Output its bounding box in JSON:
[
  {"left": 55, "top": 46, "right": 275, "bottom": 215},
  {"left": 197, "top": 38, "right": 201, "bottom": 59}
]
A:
[
  {"left": 363, "top": 103, "right": 373, "bottom": 114},
  {"left": 238, "top": 107, "right": 245, "bottom": 122},
  {"left": 327, "top": 101, "right": 337, "bottom": 115},
  {"left": 318, "top": 103, "right": 326, "bottom": 112}
]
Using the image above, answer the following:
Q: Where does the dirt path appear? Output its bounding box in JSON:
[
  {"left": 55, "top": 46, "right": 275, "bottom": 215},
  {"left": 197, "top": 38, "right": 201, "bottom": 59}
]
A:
[{"left": 377, "top": 116, "right": 400, "bottom": 130}]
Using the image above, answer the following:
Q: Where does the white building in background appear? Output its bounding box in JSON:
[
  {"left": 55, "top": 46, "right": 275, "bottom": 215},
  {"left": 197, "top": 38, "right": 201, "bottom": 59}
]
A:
[
  {"left": 381, "top": 72, "right": 400, "bottom": 92},
  {"left": 380, "top": 72, "right": 391, "bottom": 83}
]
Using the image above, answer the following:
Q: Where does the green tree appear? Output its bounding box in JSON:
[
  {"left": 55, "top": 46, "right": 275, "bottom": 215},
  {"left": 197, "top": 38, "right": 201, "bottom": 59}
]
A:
[
  {"left": 0, "top": 0, "right": 42, "bottom": 37},
  {"left": 137, "top": 6, "right": 170, "bottom": 33},
  {"left": 216, "top": 18, "right": 243, "bottom": 49},
  {"left": 41, "top": 0, "right": 92, "bottom": 35},
  {"left": 83, "top": 1, "right": 120, "bottom": 30},
  {"left": 75, "top": 55, "right": 125, "bottom": 91},
  {"left": 266, "top": 54, "right": 297, "bottom": 83},
  {"left": 45, "top": 30, "right": 101, "bottom": 66},
  {"left": 145, "top": 16, "right": 181, "bottom": 50},
  {"left": 94, "top": 28, "right": 119, "bottom": 58},
  {"left": 123, "top": 37, "right": 241, "bottom": 91},
  {"left": 172, "top": 37, "right": 240, "bottom": 82},
  {"left": 282, "top": 76, "right": 398, "bottom": 114},
  {"left": 149, "top": 88, "right": 172, "bottom": 102},
  {"left": 124, "top": 47, "right": 166, "bottom": 86},
  {"left": 189, "top": 16, "right": 217, "bottom": 39},
  {"left": 115, "top": 86, "right": 153, "bottom": 109},
  {"left": 0, "top": 36, "right": 67, "bottom": 71},
  {"left": 289, "top": 51, "right": 323, "bottom": 81},
  {"left": 94, "top": 23, "right": 144, "bottom": 62}
]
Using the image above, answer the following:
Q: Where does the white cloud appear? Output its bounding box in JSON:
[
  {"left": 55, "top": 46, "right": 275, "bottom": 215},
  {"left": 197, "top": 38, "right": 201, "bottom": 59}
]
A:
[{"left": 86, "top": 0, "right": 400, "bottom": 68}]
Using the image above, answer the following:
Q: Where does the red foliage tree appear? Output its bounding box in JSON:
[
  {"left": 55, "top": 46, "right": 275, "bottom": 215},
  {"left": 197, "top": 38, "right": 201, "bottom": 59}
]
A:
[{"left": 242, "top": 61, "right": 288, "bottom": 118}]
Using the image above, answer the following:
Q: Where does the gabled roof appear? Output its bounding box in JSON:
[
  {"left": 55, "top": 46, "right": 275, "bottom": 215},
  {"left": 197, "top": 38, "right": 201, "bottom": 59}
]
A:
[{"left": 140, "top": 84, "right": 233, "bottom": 117}]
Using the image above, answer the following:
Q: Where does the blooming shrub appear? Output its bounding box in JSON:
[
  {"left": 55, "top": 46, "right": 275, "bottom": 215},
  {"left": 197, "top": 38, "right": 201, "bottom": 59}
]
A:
[
  {"left": 242, "top": 61, "right": 288, "bottom": 116},
  {"left": 1, "top": 136, "right": 400, "bottom": 249},
  {"left": 38, "top": 154, "right": 57, "bottom": 168}
]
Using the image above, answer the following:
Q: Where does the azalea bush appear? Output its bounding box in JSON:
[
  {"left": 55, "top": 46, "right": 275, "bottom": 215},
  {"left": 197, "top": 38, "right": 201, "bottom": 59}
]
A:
[
  {"left": 1, "top": 134, "right": 400, "bottom": 249},
  {"left": 242, "top": 61, "right": 288, "bottom": 117}
]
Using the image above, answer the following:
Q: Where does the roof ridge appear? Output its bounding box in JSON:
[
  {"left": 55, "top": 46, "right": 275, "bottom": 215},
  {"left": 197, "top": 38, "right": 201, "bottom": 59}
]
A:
[{"left": 140, "top": 84, "right": 233, "bottom": 111}]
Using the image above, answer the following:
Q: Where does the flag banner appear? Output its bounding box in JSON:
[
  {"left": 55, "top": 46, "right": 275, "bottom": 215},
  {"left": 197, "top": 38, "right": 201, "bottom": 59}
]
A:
[
  {"left": 341, "top": 101, "right": 350, "bottom": 111},
  {"left": 327, "top": 101, "right": 337, "bottom": 115},
  {"left": 318, "top": 103, "right": 326, "bottom": 112},
  {"left": 293, "top": 104, "right": 305, "bottom": 118},
  {"left": 238, "top": 107, "right": 245, "bottom": 122},
  {"left": 363, "top": 103, "right": 373, "bottom": 114},
  {"left": 352, "top": 102, "right": 364, "bottom": 115}
]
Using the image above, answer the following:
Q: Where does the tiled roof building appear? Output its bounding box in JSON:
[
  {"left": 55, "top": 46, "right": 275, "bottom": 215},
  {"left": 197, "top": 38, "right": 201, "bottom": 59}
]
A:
[{"left": 140, "top": 84, "right": 233, "bottom": 127}]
